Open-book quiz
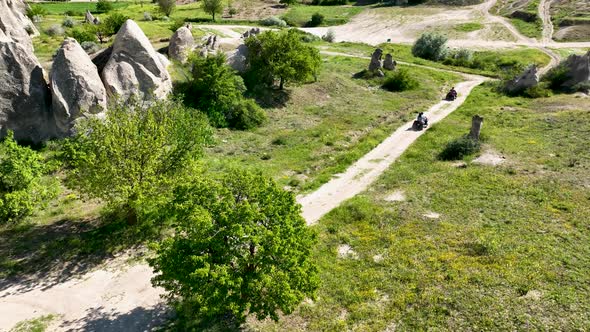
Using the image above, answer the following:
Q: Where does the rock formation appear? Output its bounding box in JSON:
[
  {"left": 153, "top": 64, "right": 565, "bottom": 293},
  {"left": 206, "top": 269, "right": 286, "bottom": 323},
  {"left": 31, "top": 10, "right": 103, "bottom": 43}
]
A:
[
  {"left": 0, "top": 0, "right": 39, "bottom": 52},
  {"left": 0, "top": 39, "right": 53, "bottom": 142},
  {"left": 227, "top": 43, "right": 249, "bottom": 73},
  {"left": 561, "top": 51, "right": 590, "bottom": 89},
  {"left": 101, "top": 19, "right": 172, "bottom": 101},
  {"left": 505, "top": 65, "right": 539, "bottom": 93},
  {"left": 369, "top": 48, "right": 383, "bottom": 72},
  {"left": 383, "top": 54, "right": 396, "bottom": 70},
  {"left": 51, "top": 38, "right": 107, "bottom": 136},
  {"left": 85, "top": 10, "right": 100, "bottom": 24},
  {"left": 242, "top": 27, "right": 260, "bottom": 39},
  {"left": 168, "top": 26, "right": 194, "bottom": 63}
]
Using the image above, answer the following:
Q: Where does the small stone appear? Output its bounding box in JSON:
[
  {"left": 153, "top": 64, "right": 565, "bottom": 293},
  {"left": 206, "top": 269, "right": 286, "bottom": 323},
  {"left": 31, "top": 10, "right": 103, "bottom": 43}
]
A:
[{"left": 423, "top": 211, "right": 440, "bottom": 219}]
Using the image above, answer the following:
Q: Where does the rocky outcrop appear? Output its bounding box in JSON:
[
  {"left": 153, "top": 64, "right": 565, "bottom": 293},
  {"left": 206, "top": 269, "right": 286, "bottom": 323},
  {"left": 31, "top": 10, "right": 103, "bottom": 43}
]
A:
[
  {"left": 85, "top": 10, "right": 100, "bottom": 24},
  {"left": 242, "top": 27, "right": 260, "bottom": 39},
  {"left": 51, "top": 38, "right": 107, "bottom": 136},
  {"left": 506, "top": 65, "right": 539, "bottom": 93},
  {"left": 0, "top": 0, "right": 39, "bottom": 52},
  {"left": 0, "top": 40, "right": 53, "bottom": 142},
  {"left": 227, "top": 43, "right": 248, "bottom": 73},
  {"left": 101, "top": 19, "right": 172, "bottom": 101},
  {"left": 369, "top": 48, "right": 383, "bottom": 72},
  {"left": 383, "top": 54, "right": 396, "bottom": 70},
  {"left": 168, "top": 26, "right": 194, "bottom": 63},
  {"left": 561, "top": 51, "right": 590, "bottom": 89}
]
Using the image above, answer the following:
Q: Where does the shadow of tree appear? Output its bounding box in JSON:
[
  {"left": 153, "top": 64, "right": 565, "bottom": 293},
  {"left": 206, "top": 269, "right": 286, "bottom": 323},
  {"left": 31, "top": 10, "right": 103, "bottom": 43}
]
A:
[
  {"left": 0, "top": 215, "right": 159, "bottom": 297},
  {"left": 61, "top": 304, "right": 171, "bottom": 332}
]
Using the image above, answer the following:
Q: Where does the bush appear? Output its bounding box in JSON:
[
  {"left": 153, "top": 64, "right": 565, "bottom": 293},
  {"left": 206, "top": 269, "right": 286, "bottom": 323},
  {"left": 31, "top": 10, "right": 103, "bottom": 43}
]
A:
[
  {"left": 446, "top": 48, "right": 473, "bottom": 67},
  {"left": 382, "top": 69, "right": 419, "bottom": 92},
  {"left": 169, "top": 19, "right": 186, "bottom": 32},
  {"left": 180, "top": 53, "right": 266, "bottom": 129},
  {"left": 322, "top": 29, "right": 335, "bottom": 42},
  {"left": 227, "top": 99, "right": 267, "bottom": 130},
  {"left": 61, "top": 99, "right": 213, "bottom": 223},
  {"left": 68, "top": 26, "right": 98, "bottom": 43},
  {"left": 45, "top": 24, "right": 65, "bottom": 36},
  {"left": 0, "top": 132, "right": 55, "bottom": 224},
  {"left": 65, "top": 10, "right": 84, "bottom": 17},
  {"left": 96, "top": 0, "right": 113, "bottom": 13},
  {"left": 143, "top": 12, "right": 153, "bottom": 21},
  {"left": 148, "top": 170, "right": 319, "bottom": 323},
  {"left": 308, "top": 13, "right": 324, "bottom": 27},
  {"left": 522, "top": 85, "right": 551, "bottom": 98},
  {"left": 439, "top": 136, "right": 481, "bottom": 160},
  {"left": 103, "top": 13, "right": 129, "bottom": 34},
  {"left": 81, "top": 41, "right": 101, "bottom": 54},
  {"left": 228, "top": 7, "right": 238, "bottom": 16},
  {"left": 26, "top": 5, "right": 47, "bottom": 19},
  {"left": 260, "top": 16, "right": 287, "bottom": 27},
  {"left": 412, "top": 32, "right": 448, "bottom": 61},
  {"left": 62, "top": 16, "right": 75, "bottom": 28},
  {"left": 542, "top": 63, "right": 571, "bottom": 91},
  {"left": 157, "top": 0, "right": 176, "bottom": 17}
]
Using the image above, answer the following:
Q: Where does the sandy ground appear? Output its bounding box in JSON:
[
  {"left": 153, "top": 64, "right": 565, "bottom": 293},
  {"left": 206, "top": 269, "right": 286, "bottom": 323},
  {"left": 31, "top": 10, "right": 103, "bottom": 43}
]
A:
[{"left": 1, "top": 0, "right": 585, "bottom": 329}]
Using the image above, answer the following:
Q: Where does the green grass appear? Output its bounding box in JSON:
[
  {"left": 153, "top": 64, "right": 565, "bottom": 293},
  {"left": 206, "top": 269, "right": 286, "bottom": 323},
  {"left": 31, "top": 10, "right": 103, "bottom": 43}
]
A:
[
  {"left": 34, "top": 1, "right": 130, "bottom": 15},
  {"left": 453, "top": 22, "right": 484, "bottom": 32},
  {"left": 320, "top": 42, "right": 551, "bottom": 77},
  {"left": 282, "top": 5, "right": 362, "bottom": 27},
  {"left": 202, "top": 54, "right": 461, "bottom": 193},
  {"left": 9, "top": 315, "right": 56, "bottom": 332},
  {"left": 510, "top": 17, "right": 543, "bottom": 39},
  {"left": 247, "top": 83, "right": 590, "bottom": 331}
]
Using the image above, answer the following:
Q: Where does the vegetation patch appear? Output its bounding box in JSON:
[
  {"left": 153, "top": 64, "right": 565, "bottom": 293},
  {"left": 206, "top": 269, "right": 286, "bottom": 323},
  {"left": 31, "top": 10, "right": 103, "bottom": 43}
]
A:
[{"left": 281, "top": 5, "right": 362, "bottom": 27}]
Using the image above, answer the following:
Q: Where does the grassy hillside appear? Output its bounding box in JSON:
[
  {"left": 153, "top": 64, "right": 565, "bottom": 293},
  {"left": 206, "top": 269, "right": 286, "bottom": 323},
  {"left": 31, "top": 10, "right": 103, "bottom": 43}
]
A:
[{"left": 248, "top": 84, "right": 590, "bottom": 330}]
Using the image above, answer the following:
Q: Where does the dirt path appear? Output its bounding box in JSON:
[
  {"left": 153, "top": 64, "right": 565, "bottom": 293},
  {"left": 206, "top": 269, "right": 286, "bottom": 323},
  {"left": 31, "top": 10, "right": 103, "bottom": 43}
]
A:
[
  {"left": 298, "top": 74, "right": 486, "bottom": 224},
  {"left": 539, "top": 0, "right": 555, "bottom": 45}
]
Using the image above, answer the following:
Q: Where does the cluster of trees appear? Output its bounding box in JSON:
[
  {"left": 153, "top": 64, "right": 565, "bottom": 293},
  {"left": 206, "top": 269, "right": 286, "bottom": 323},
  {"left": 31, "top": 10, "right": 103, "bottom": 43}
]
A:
[
  {"left": 68, "top": 12, "right": 128, "bottom": 44},
  {"left": 1, "top": 28, "right": 324, "bottom": 324}
]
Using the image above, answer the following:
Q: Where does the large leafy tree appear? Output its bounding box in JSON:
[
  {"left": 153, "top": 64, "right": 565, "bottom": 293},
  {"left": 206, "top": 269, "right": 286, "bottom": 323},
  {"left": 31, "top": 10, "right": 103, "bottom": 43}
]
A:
[
  {"left": 180, "top": 53, "right": 266, "bottom": 129},
  {"left": 149, "top": 170, "right": 319, "bottom": 322},
  {"left": 0, "top": 132, "right": 55, "bottom": 224},
  {"left": 61, "top": 99, "right": 213, "bottom": 223},
  {"left": 245, "top": 29, "right": 321, "bottom": 89}
]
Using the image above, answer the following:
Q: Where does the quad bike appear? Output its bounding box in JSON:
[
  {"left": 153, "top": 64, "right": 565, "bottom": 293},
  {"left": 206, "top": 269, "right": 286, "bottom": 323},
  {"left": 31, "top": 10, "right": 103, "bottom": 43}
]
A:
[
  {"left": 445, "top": 91, "right": 457, "bottom": 101},
  {"left": 412, "top": 118, "right": 428, "bottom": 131}
]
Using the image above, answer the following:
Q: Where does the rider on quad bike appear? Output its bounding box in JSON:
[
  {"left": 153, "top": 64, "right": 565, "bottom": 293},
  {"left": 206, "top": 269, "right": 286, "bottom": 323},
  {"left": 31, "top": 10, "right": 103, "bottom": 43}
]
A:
[
  {"left": 445, "top": 87, "right": 458, "bottom": 101},
  {"left": 412, "top": 112, "right": 428, "bottom": 131}
]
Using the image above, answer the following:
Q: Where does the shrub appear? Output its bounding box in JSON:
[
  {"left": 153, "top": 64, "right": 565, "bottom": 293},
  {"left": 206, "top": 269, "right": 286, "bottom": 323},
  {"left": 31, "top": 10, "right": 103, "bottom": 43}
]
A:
[
  {"left": 143, "top": 12, "right": 153, "bottom": 21},
  {"left": 229, "top": 7, "right": 238, "bottom": 16},
  {"left": 542, "top": 63, "right": 571, "bottom": 91},
  {"left": 96, "top": 0, "right": 113, "bottom": 13},
  {"left": 412, "top": 32, "right": 448, "bottom": 61},
  {"left": 103, "top": 12, "right": 129, "bottom": 34},
  {"left": 260, "top": 16, "right": 287, "bottom": 27},
  {"left": 26, "top": 5, "right": 47, "bottom": 19},
  {"left": 45, "top": 24, "right": 65, "bottom": 36},
  {"left": 62, "top": 16, "right": 75, "bottom": 28},
  {"left": 439, "top": 136, "right": 481, "bottom": 160},
  {"left": 308, "top": 13, "right": 325, "bottom": 27},
  {"left": 65, "top": 10, "right": 84, "bottom": 17},
  {"left": 448, "top": 48, "right": 473, "bottom": 66},
  {"left": 81, "top": 41, "right": 101, "bottom": 54},
  {"left": 0, "top": 132, "right": 55, "bottom": 224},
  {"left": 68, "top": 26, "right": 98, "bottom": 43},
  {"left": 61, "top": 99, "right": 213, "bottom": 223},
  {"left": 227, "top": 99, "right": 267, "bottom": 130},
  {"left": 169, "top": 19, "right": 186, "bottom": 32},
  {"left": 522, "top": 85, "right": 551, "bottom": 98},
  {"left": 157, "top": 0, "right": 176, "bottom": 17},
  {"left": 322, "top": 29, "right": 335, "bottom": 42},
  {"left": 382, "top": 69, "right": 419, "bottom": 92},
  {"left": 148, "top": 170, "right": 319, "bottom": 323},
  {"left": 573, "top": 81, "right": 590, "bottom": 93},
  {"left": 179, "top": 53, "right": 266, "bottom": 129}
]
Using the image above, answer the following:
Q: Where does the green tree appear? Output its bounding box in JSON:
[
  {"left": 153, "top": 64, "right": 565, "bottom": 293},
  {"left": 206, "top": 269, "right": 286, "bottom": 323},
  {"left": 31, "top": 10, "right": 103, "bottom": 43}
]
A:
[
  {"left": 61, "top": 99, "right": 213, "bottom": 223},
  {"left": 96, "top": 0, "right": 113, "bottom": 13},
  {"left": 203, "top": 0, "right": 223, "bottom": 21},
  {"left": 180, "top": 53, "right": 266, "bottom": 129},
  {"left": 412, "top": 32, "right": 449, "bottom": 61},
  {"left": 149, "top": 170, "right": 319, "bottom": 322},
  {"left": 157, "top": 0, "right": 176, "bottom": 17},
  {"left": 245, "top": 29, "right": 321, "bottom": 89},
  {"left": 0, "top": 132, "right": 55, "bottom": 224}
]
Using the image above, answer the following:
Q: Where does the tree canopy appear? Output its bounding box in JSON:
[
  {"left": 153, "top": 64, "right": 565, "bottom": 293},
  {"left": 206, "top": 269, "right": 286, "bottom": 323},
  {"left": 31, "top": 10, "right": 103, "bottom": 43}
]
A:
[
  {"left": 149, "top": 170, "right": 319, "bottom": 322},
  {"left": 245, "top": 29, "right": 321, "bottom": 89},
  {"left": 203, "top": 0, "right": 223, "bottom": 21},
  {"left": 61, "top": 99, "right": 213, "bottom": 223}
]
